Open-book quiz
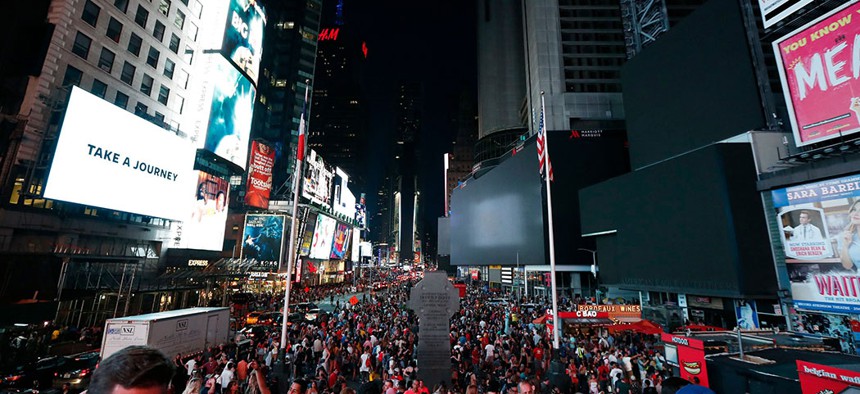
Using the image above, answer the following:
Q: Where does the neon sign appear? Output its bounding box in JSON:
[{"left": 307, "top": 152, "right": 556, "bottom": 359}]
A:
[{"left": 319, "top": 28, "right": 340, "bottom": 41}]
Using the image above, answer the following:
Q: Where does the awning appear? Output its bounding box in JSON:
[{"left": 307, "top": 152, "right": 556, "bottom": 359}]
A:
[
  {"left": 608, "top": 319, "right": 663, "bottom": 335},
  {"left": 561, "top": 317, "right": 614, "bottom": 325}
]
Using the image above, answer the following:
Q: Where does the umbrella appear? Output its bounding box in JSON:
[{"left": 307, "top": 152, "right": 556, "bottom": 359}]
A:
[
  {"left": 608, "top": 319, "right": 663, "bottom": 335},
  {"left": 349, "top": 295, "right": 359, "bottom": 305},
  {"left": 532, "top": 315, "right": 547, "bottom": 325}
]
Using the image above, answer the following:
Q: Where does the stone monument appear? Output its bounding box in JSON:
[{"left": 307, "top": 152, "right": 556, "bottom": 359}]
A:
[{"left": 407, "top": 271, "right": 461, "bottom": 390}]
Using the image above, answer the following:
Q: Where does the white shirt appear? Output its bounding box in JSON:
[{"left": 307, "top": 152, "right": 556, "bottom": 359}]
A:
[
  {"left": 220, "top": 368, "right": 234, "bottom": 387},
  {"left": 185, "top": 359, "right": 197, "bottom": 376},
  {"left": 792, "top": 223, "right": 823, "bottom": 241}
]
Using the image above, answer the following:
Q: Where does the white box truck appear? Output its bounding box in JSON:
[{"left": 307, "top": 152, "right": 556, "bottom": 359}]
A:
[{"left": 101, "top": 307, "right": 230, "bottom": 360}]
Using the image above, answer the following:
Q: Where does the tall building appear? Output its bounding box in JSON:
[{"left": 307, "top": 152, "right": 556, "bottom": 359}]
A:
[
  {"left": 251, "top": 0, "right": 322, "bottom": 203},
  {"left": 309, "top": 0, "right": 368, "bottom": 190},
  {"left": 392, "top": 81, "right": 422, "bottom": 265},
  {"left": 0, "top": 0, "right": 263, "bottom": 325},
  {"left": 446, "top": 90, "right": 477, "bottom": 216}
]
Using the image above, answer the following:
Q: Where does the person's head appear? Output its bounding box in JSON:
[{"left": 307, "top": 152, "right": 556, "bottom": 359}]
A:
[
  {"left": 850, "top": 201, "right": 860, "bottom": 225},
  {"left": 227, "top": 381, "right": 240, "bottom": 394},
  {"left": 62, "top": 383, "right": 71, "bottom": 392},
  {"left": 216, "top": 191, "right": 227, "bottom": 210},
  {"left": 799, "top": 211, "right": 811, "bottom": 224},
  {"left": 290, "top": 378, "right": 308, "bottom": 394},
  {"left": 517, "top": 381, "right": 533, "bottom": 394},
  {"left": 88, "top": 346, "right": 175, "bottom": 394}
]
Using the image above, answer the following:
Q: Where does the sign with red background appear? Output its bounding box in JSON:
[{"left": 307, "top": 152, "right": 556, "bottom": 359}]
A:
[
  {"left": 797, "top": 360, "right": 860, "bottom": 393},
  {"left": 244, "top": 141, "right": 275, "bottom": 209},
  {"left": 661, "top": 333, "right": 709, "bottom": 387}
]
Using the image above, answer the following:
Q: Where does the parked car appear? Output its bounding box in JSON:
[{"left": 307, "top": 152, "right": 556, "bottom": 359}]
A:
[
  {"left": 0, "top": 356, "right": 67, "bottom": 392},
  {"left": 52, "top": 351, "right": 100, "bottom": 391}
]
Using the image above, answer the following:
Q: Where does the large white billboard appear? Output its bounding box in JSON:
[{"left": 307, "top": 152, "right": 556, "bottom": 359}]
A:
[
  {"left": 302, "top": 150, "right": 333, "bottom": 208},
  {"left": 44, "top": 87, "right": 196, "bottom": 220},
  {"left": 171, "top": 171, "right": 230, "bottom": 251},
  {"left": 309, "top": 214, "right": 337, "bottom": 260}
]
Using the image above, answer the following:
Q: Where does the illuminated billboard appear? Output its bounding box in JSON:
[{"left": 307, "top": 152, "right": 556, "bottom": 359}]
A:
[
  {"left": 330, "top": 223, "right": 349, "bottom": 260},
  {"left": 240, "top": 214, "right": 285, "bottom": 267},
  {"left": 302, "top": 150, "right": 334, "bottom": 208},
  {"left": 244, "top": 141, "right": 275, "bottom": 208},
  {"left": 309, "top": 214, "right": 336, "bottom": 260},
  {"left": 333, "top": 167, "right": 357, "bottom": 219},
  {"left": 758, "top": 0, "right": 814, "bottom": 29},
  {"left": 772, "top": 173, "right": 860, "bottom": 314},
  {"left": 174, "top": 171, "right": 230, "bottom": 251},
  {"left": 222, "top": 0, "right": 266, "bottom": 84},
  {"left": 773, "top": 1, "right": 860, "bottom": 146},
  {"left": 299, "top": 212, "right": 317, "bottom": 256},
  {"left": 44, "top": 87, "right": 195, "bottom": 220},
  {"left": 186, "top": 54, "right": 256, "bottom": 170}
]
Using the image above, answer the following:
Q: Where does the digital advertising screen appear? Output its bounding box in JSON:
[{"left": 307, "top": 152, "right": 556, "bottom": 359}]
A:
[
  {"left": 244, "top": 141, "right": 275, "bottom": 208},
  {"left": 355, "top": 193, "right": 367, "bottom": 230},
  {"left": 240, "top": 214, "right": 285, "bottom": 267},
  {"left": 309, "top": 214, "right": 336, "bottom": 260},
  {"left": 333, "top": 167, "right": 357, "bottom": 219},
  {"left": 758, "top": 0, "right": 814, "bottom": 28},
  {"left": 174, "top": 171, "right": 230, "bottom": 251},
  {"left": 302, "top": 150, "right": 334, "bottom": 208},
  {"left": 221, "top": 0, "right": 266, "bottom": 84},
  {"left": 772, "top": 173, "right": 860, "bottom": 314},
  {"left": 44, "top": 87, "right": 196, "bottom": 220},
  {"left": 298, "top": 212, "right": 317, "bottom": 257},
  {"left": 773, "top": 0, "right": 860, "bottom": 146},
  {"left": 330, "top": 223, "right": 349, "bottom": 260}
]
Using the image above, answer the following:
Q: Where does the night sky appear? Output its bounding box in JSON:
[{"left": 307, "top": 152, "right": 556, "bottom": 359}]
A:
[{"left": 350, "top": 0, "right": 477, "bottom": 254}]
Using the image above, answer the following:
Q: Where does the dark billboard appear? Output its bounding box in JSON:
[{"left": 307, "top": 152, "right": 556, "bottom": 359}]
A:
[{"left": 622, "top": 0, "right": 766, "bottom": 169}]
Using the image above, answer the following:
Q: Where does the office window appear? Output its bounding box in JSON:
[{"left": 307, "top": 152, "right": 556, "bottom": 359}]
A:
[
  {"left": 98, "top": 48, "right": 115, "bottom": 73},
  {"left": 190, "top": 0, "right": 202, "bottom": 18},
  {"left": 171, "top": 94, "right": 184, "bottom": 114},
  {"left": 114, "top": 0, "right": 128, "bottom": 13},
  {"left": 140, "top": 74, "right": 154, "bottom": 95},
  {"left": 135, "top": 103, "right": 148, "bottom": 116},
  {"left": 114, "top": 91, "right": 129, "bottom": 109},
  {"left": 178, "top": 0, "right": 188, "bottom": 5},
  {"left": 157, "top": 85, "right": 170, "bottom": 105},
  {"left": 154, "top": 112, "right": 165, "bottom": 123},
  {"left": 168, "top": 34, "right": 180, "bottom": 53},
  {"left": 188, "top": 22, "right": 198, "bottom": 41},
  {"left": 82, "top": 0, "right": 100, "bottom": 27},
  {"left": 62, "top": 65, "right": 83, "bottom": 87},
  {"left": 158, "top": 0, "right": 171, "bottom": 16},
  {"left": 163, "top": 58, "right": 175, "bottom": 79},
  {"left": 183, "top": 45, "right": 193, "bottom": 64},
  {"left": 153, "top": 21, "right": 165, "bottom": 41},
  {"left": 91, "top": 79, "right": 107, "bottom": 98},
  {"left": 134, "top": 5, "right": 149, "bottom": 28},
  {"left": 174, "top": 9, "right": 185, "bottom": 29},
  {"left": 146, "top": 47, "right": 160, "bottom": 68},
  {"left": 120, "top": 61, "right": 135, "bottom": 85},
  {"left": 127, "top": 32, "right": 142, "bottom": 56},
  {"left": 176, "top": 69, "right": 189, "bottom": 88},
  {"left": 72, "top": 32, "right": 92, "bottom": 59},
  {"left": 106, "top": 17, "right": 122, "bottom": 43}
]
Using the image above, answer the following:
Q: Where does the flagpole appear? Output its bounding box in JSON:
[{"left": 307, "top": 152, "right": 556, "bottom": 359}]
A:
[
  {"left": 281, "top": 79, "right": 310, "bottom": 353},
  {"left": 541, "top": 92, "right": 561, "bottom": 350}
]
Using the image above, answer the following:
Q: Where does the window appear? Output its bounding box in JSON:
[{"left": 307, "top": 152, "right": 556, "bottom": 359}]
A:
[
  {"left": 168, "top": 34, "right": 180, "bottom": 53},
  {"left": 158, "top": 0, "right": 171, "bottom": 16},
  {"left": 174, "top": 9, "right": 185, "bottom": 29},
  {"left": 140, "top": 74, "right": 154, "bottom": 95},
  {"left": 188, "top": 21, "right": 198, "bottom": 41},
  {"left": 106, "top": 17, "right": 122, "bottom": 43},
  {"left": 154, "top": 112, "right": 165, "bottom": 123},
  {"left": 82, "top": 0, "right": 100, "bottom": 27},
  {"left": 190, "top": 0, "right": 202, "bottom": 18},
  {"left": 178, "top": 0, "right": 188, "bottom": 5},
  {"left": 157, "top": 85, "right": 170, "bottom": 105},
  {"left": 120, "top": 61, "right": 135, "bottom": 85},
  {"left": 124, "top": 35, "right": 142, "bottom": 59},
  {"left": 91, "top": 79, "right": 107, "bottom": 98},
  {"left": 171, "top": 94, "right": 185, "bottom": 113},
  {"left": 146, "top": 47, "right": 160, "bottom": 68},
  {"left": 183, "top": 45, "right": 193, "bottom": 64},
  {"left": 114, "top": 0, "right": 128, "bottom": 13},
  {"left": 163, "top": 58, "right": 175, "bottom": 79},
  {"left": 72, "top": 32, "right": 92, "bottom": 59},
  {"left": 98, "top": 48, "right": 115, "bottom": 72},
  {"left": 114, "top": 91, "right": 129, "bottom": 109},
  {"left": 153, "top": 21, "right": 165, "bottom": 41},
  {"left": 176, "top": 69, "right": 189, "bottom": 88},
  {"left": 135, "top": 103, "right": 148, "bottom": 116},
  {"left": 135, "top": 5, "right": 149, "bottom": 28},
  {"left": 62, "top": 65, "right": 83, "bottom": 87}
]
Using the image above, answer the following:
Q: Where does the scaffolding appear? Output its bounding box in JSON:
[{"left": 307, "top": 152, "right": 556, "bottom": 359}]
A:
[{"left": 620, "top": 0, "right": 671, "bottom": 59}]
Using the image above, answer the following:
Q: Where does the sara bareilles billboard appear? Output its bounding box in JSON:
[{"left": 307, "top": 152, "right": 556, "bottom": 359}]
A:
[
  {"left": 244, "top": 141, "right": 275, "bottom": 208},
  {"left": 773, "top": 0, "right": 860, "bottom": 146},
  {"left": 44, "top": 87, "right": 195, "bottom": 220}
]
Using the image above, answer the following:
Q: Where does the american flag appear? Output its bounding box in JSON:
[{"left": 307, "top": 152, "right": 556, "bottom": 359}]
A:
[{"left": 537, "top": 99, "right": 553, "bottom": 181}]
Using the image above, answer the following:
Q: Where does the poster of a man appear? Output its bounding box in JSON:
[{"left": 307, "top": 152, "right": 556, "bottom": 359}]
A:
[{"left": 221, "top": 0, "right": 266, "bottom": 83}]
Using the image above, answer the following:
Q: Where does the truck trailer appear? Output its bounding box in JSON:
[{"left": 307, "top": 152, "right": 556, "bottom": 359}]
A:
[{"left": 100, "top": 307, "right": 230, "bottom": 360}]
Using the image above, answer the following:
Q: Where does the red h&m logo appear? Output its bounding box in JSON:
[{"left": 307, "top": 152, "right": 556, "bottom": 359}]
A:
[{"left": 319, "top": 28, "right": 340, "bottom": 41}]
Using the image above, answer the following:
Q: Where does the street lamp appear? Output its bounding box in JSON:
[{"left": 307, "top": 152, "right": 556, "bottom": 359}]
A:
[{"left": 577, "top": 248, "right": 599, "bottom": 301}]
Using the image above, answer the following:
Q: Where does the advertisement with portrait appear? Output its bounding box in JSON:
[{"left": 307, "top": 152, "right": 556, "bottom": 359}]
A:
[
  {"left": 44, "top": 87, "right": 196, "bottom": 221},
  {"left": 240, "top": 214, "right": 284, "bottom": 267},
  {"left": 773, "top": 0, "right": 860, "bottom": 146},
  {"left": 330, "top": 223, "right": 350, "bottom": 260},
  {"left": 660, "top": 333, "right": 709, "bottom": 387},
  {"left": 244, "top": 141, "right": 275, "bottom": 208},
  {"left": 309, "top": 214, "right": 337, "bottom": 260},
  {"left": 734, "top": 300, "right": 760, "bottom": 329},
  {"left": 355, "top": 193, "right": 367, "bottom": 229},
  {"left": 797, "top": 360, "right": 860, "bottom": 393},
  {"left": 221, "top": 0, "right": 265, "bottom": 85},
  {"left": 302, "top": 150, "right": 334, "bottom": 208},
  {"left": 173, "top": 171, "right": 231, "bottom": 251},
  {"left": 772, "top": 173, "right": 860, "bottom": 314}
]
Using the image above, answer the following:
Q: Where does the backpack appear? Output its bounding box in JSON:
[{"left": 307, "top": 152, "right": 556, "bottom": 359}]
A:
[{"left": 365, "top": 356, "right": 372, "bottom": 368}]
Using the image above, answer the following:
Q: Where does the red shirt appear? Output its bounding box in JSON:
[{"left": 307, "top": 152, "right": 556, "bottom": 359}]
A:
[{"left": 533, "top": 347, "right": 544, "bottom": 361}]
